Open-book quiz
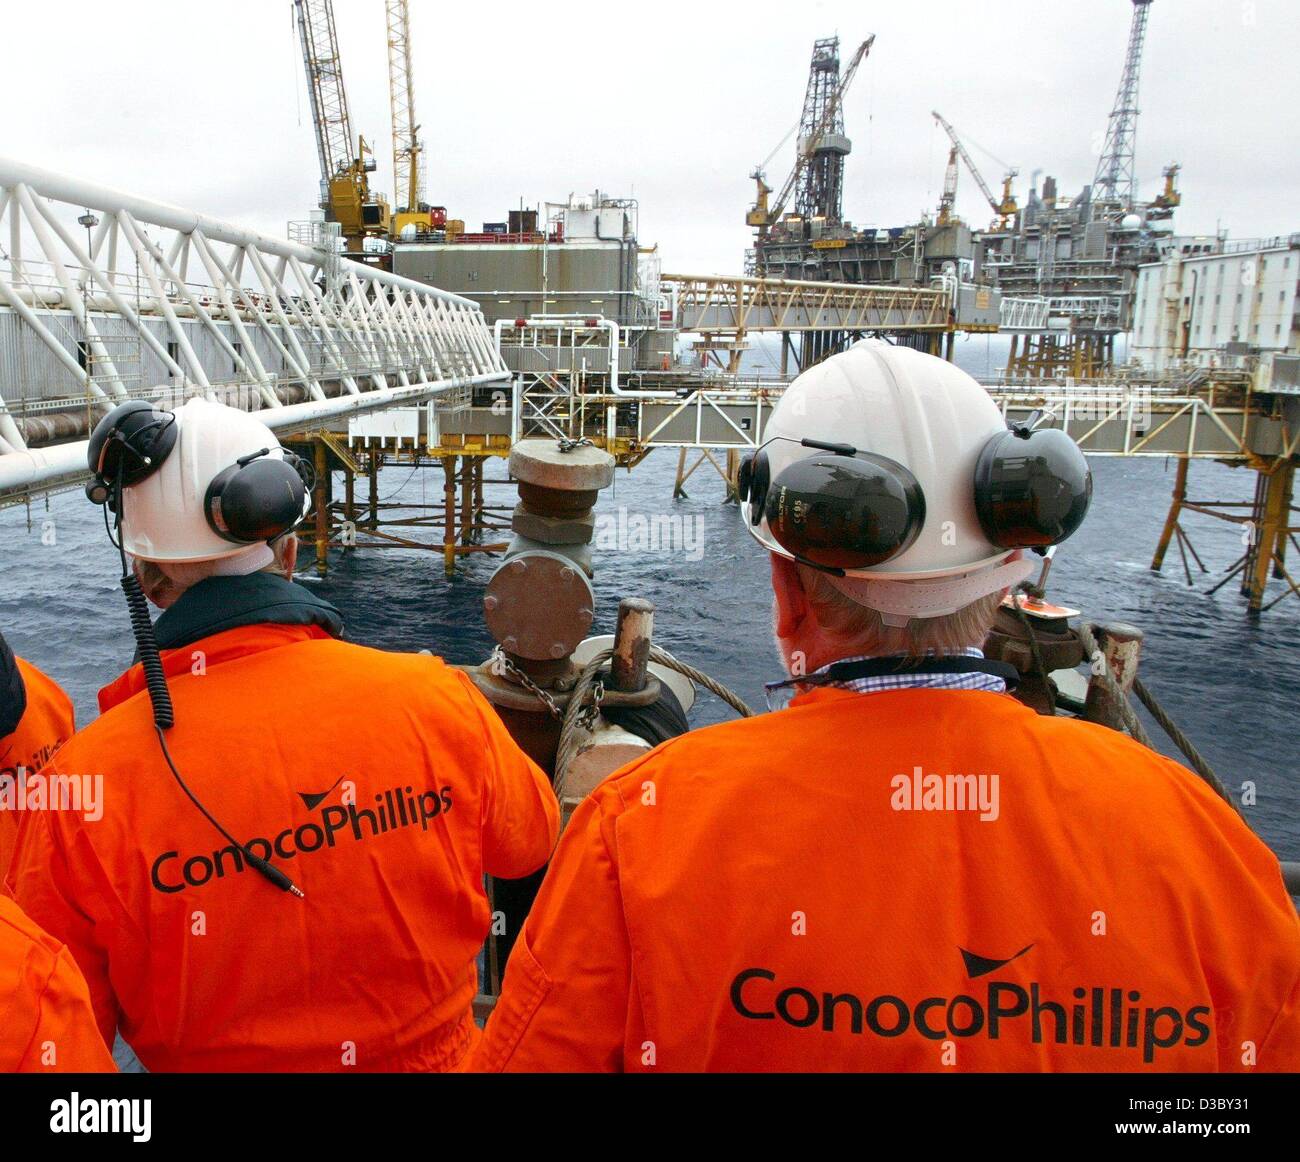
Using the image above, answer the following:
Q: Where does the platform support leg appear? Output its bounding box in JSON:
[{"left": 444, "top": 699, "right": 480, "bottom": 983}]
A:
[
  {"left": 1246, "top": 462, "right": 1292, "bottom": 615},
  {"left": 313, "top": 440, "right": 330, "bottom": 577},
  {"left": 442, "top": 455, "right": 457, "bottom": 577},
  {"left": 1151, "top": 456, "right": 1189, "bottom": 572},
  {"left": 367, "top": 449, "right": 379, "bottom": 528}
]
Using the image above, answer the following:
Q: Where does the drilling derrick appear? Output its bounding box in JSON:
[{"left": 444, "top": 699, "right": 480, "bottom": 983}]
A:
[
  {"left": 980, "top": 0, "right": 1180, "bottom": 379},
  {"left": 1092, "top": 0, "right": 1153, "bottom": 215},
  {"left": 794, "top": 38, "right": 853, "bottom": 224}
]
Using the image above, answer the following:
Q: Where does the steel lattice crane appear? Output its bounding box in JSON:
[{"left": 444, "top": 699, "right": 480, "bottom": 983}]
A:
[
  {"left": 932, "top": 112, "right": 1018, "bottom": 230},
  {"left": 386, "top": 0, "right": 433, "bottom": 237},
  {"left": 747, "top": 36, "right": 874, "bottom": 244},
  {"left": 1092, "top": 0, "right": 1153, "bottom": 212},
  {"left": 294, "top": 0, "right": 390, "bottom": 254}
]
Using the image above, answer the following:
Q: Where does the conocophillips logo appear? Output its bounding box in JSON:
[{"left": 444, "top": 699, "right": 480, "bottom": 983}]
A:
[
  {"left": 150, "top": 780, "right": 453, "bottom": 894},
  {"left": 730, "top": 946, "right": 1212, "bottom": 1063}
]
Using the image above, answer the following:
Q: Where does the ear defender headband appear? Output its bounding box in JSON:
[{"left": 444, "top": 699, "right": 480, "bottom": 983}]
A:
[
  {"left": 85, "top": 402, "right": 315, "bottom": 544},
  {"left": 738, "top": 421, "right": 1091, "bottom": 574}
]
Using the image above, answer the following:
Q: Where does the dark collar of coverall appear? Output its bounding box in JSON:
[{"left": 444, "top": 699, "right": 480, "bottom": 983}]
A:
[
  {"left": 0, "top": 629, "right": 27, "bottom": 736},
  {"left": 151, "top": 572, "right": 345, "bottom": 653}
]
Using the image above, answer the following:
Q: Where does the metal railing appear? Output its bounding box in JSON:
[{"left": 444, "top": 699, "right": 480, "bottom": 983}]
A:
[{"left": 0, "top": 156, "right": 509, "bottom": 500}]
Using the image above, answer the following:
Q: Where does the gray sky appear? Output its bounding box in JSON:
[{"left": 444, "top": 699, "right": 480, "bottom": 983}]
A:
[{"left": 3, "top": 0, "right": 1296, "bottom": 274}]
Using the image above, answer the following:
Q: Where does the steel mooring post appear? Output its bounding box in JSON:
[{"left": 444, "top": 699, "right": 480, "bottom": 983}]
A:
[
  {"left": 1082, "top": 621, "right": 1144, "bottom": 733},
  {"left": 611, "top": 597, "right": 655, "bottom": 693}
]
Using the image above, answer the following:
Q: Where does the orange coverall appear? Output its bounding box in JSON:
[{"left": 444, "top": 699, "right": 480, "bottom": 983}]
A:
[
  {"left": 0, "top": 894, "right": 114, "bottom": 1072},
  {"left": 476, "top": 686, "right": 1300, "bottom": 1072},
  {"left": 1, "top": 658, "right": 75, "bottom": 879},
  {"left": 8, "top": 624, "right": 558, "bottom": 1071}
]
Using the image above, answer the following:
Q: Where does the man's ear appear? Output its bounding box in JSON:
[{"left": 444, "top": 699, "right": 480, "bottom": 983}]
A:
[{"left": 770, "top": 554, "right": 810, "bottom": 640}]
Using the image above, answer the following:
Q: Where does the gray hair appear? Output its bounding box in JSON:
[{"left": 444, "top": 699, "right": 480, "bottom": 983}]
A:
[
  {"left": 135, "top": 535, "right": 297, "bottom": 609},
  {"left": 795, "top": 562, "right": 1002, "bottom": 656}
]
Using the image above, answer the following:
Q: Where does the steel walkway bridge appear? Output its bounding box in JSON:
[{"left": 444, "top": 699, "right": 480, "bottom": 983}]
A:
[
  {"left": 662, "top": 272, "right": 949, "bottom": 335},
  {"left": 0, "top": 157, "right": 508, "bottom": 507},
  {"left": 631, "top": 372, "right": 1299, "bottom": 614},
  {"left": 659, "top": 272, "right": 1001, "bottom": 371}
]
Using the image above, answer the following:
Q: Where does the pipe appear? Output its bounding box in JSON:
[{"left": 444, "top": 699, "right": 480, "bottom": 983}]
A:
[{"left": 0, "top": 371, "right": 508, "bottom": 496}]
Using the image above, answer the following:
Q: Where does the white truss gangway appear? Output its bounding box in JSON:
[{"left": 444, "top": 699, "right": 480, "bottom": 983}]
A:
[{"left": 0, "top": 157, "right": 509, "bottom": 505}]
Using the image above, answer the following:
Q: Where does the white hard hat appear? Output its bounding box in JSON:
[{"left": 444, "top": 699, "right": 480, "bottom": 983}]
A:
[
  {"left": 740, "top": 340, "right": 1044, "bottom": 619},
  {"left": 119, "top": 398, "right": 300, "bottom": 564}
]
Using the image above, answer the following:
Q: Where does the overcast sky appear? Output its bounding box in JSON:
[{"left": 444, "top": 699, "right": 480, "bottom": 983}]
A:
[{"left": 2, "top": 0, "right": 1296, "bottom": 274}]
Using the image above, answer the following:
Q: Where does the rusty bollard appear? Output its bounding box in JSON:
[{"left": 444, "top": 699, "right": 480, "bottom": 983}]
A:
[
  {"left": 1082, "top": 621, "right": 1144, "bottom": 732},
  {"left": 611, "top": 598, "right": 655, "bottom": 693}
]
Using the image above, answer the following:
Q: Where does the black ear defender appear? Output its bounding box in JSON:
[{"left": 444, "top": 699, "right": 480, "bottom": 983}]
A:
[
  {"left": 738, "top": 438, "right": 926, "bottom": 571},
  {"left": 84, "top": 401, "right": 178, "bottom": 507},
  {"left": 83, "top": 401, "right": 305, "bottom": 898},
  {"left": 974, "top": 419, "right": 1092, "bottom": 550},
  {"left": 204, "top": 448, "right": 314, "bottom": 544}
]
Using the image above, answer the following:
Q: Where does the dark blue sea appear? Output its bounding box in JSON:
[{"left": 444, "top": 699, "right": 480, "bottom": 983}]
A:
[{"left": 2, "top": 334, "right": 1297, "bottom": 864}]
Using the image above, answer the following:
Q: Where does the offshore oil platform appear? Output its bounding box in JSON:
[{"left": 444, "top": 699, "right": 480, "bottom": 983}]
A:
[
  {"left": 0, "top": 0, "right": 1296, "bottom": 622},
  {"left": 743, "top": 8, "right": 1182, "bottom": 381}
]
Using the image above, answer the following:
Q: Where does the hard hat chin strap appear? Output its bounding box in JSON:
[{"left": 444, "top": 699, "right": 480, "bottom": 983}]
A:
[{"left": 826, "top": 555, "right": 1035, "bottom": 626}]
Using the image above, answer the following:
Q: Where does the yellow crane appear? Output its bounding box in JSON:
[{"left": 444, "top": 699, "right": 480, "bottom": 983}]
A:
[
  {"left": 294, "top": 0, "right": 390, "bottom": 254},
  {"left": 1147, "top": 163, "right": 1181, "bottom": 219},
  {"left": 386, "top": 0, "right": 434, "bottom": 238},
  {"left": 931, "top": 111, "right": 1018, "bottom": 230}
]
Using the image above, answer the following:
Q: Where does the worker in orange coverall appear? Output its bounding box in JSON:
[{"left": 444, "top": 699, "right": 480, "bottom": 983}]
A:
[
  {"left": 9, "top": 399, "right": 558, "bottom": 1071},
  {"left": 475, "top": 341, "right": 1300, "bottom": 1072}
]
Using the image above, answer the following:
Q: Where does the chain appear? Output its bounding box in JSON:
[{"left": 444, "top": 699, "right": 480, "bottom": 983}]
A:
[
  {"left": 574, "top": 678, "right": 605, "bottom": 734},
  {"left": 489, "top": 646, "right": 563, "bottom": 719}
]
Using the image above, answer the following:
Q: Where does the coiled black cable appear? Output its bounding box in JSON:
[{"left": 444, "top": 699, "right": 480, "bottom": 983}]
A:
[{"left": 121, "top": 572, "right": 174, "bottom": 729}]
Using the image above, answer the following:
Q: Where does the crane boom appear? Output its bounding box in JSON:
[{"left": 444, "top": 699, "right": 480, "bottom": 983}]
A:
[
  {"left": 766, "top": 35, "right": 874, "bottom": 228},
  {"left": 932, "top": 112, "right": 999, "bottom": 215},
  {"left": 932, "top": 111, "right": 1018, "bottom": 229},
  {"left": 295, "top": 0, "right": 354, "bottom": 196},
  {"left": 386, "top": 0, "right": 422, "bottom": 215}
]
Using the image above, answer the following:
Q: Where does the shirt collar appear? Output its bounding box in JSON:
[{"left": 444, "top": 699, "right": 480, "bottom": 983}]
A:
[{"left": 765, "top": 648, "right": 1007, "bottom": 711}]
